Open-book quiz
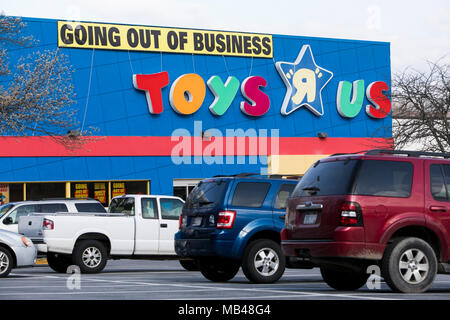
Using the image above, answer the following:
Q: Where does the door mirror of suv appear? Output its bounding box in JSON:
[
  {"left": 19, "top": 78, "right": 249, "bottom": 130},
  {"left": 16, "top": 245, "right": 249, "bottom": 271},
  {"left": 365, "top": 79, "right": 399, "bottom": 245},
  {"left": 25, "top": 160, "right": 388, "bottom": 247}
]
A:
[{"left": 3, "top": 217, "right": 13, "bottom": 225}]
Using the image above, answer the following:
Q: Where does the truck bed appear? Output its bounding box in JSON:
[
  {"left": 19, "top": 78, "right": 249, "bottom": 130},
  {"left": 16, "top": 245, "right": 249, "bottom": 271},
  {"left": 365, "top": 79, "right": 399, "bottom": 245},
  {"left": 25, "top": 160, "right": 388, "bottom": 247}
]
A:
[{"left": 19, "top": 213, "right": 136, "bottom": 255}]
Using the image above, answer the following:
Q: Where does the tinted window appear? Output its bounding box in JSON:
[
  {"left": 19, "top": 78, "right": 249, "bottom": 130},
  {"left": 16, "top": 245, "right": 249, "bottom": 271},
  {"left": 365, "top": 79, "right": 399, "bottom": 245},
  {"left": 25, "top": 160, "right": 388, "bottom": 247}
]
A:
[
  {"left": 274, "top": 184, "right": 296, "bottom": 209},
  {"left": 108, "top": 197, "right": 135, "bottom": 216},
  {"left": 430, "top": 164, "right": 450, "bottom": 201},
  {"left": 0, "top": 204, "right": 13, "bottom": 219},
  {"left": 141, "top": 198, "right": 158, "bottom": 219},
  {"left": 232, "top": 182, "right": 270, "bottom": 208},
  {"left": 40, "top": 203, "right": 68, "bottom": 213},
  {"left": 185, "top": 180, "right": 229, "bottom": 209},
  {"left": 7, "top": 204, "right": 39, "bottom": 224},
  {"left": 292, "top": 160, "right": 359, "bottom": 197},
  {"left": 75, "top": 203, "right": 107, "bottom": 213},
  {"left": 160, "top": 198, "right": 183, "bottom": 220},
  {"left": 353, "top": 160, "right": 413, "bottom": 197}
]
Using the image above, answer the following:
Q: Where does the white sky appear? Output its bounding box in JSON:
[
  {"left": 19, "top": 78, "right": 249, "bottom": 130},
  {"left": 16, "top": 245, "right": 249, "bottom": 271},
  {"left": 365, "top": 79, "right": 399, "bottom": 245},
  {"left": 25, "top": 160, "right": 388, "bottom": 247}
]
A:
[{"left": 1, "top": 0, "right": 449, "bottom": 73}]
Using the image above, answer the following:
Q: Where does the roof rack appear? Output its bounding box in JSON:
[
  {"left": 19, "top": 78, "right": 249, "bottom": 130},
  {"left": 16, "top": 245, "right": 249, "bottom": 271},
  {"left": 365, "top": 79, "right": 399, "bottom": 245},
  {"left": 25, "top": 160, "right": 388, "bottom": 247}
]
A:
[
  {"left": 365, "top": 149, "right": 450, "bottom": 159},
  {"left": 212, "top": 173, "right": 302, "bottom": 179},
  {"left": 330, "top": 150, "right": 368, "bottom": 157},
  {"left": 268, "top": 174, "right": 302, "bottom": 180},
  {"left": 39, "top": 197, "right": 98, "bottom": 201},
  {"left": 213, "top": 173, "right": 259, "bottom": 178},
  {"left": 331, "top": 149, "right": 450, "bottom": 159}
]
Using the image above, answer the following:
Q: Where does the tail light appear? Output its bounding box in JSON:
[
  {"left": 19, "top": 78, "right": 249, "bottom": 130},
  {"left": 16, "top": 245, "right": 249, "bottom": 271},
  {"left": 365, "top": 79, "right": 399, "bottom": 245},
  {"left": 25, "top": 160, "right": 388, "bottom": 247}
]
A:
[
  {"left": 179, "top": 214, "right": 187, "bottom": 230},
  {"left": 179, "top": 214, "right": 182, "bottom": 230},
  {"left": 43, "top": 218, "right": 54, "bottom": 230},
  {"left": 216, "top": 211, "right": 236, "bottom": 229},
  {"left": 339, "top": 201, "right": 363, "bottom": 227}
]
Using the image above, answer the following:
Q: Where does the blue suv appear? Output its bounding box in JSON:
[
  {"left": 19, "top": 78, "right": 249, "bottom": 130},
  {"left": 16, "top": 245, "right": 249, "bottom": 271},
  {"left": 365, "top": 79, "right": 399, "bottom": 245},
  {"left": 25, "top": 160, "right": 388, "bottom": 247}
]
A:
[{"left": 174, "top": 174, "right": 299, "bottom": 283}]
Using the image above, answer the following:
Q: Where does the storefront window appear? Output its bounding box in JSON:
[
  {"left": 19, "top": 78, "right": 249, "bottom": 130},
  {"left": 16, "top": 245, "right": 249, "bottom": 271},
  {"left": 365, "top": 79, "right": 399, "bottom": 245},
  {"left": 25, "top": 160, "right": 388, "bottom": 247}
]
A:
[
  {"left": 71, "top": 181, "right": 108, "bottom": 206},
  {"left": 9, "top": 183, "right": 24, "bottom": 202},
  {"left": 0, "top": 180, "right": 149, "bottom": 206},
  {"left": 27, "top": 182, "right": 65, "bottom": 201},
  {"left": 110, "top": 181, "right": 148, "bottom": 199}
]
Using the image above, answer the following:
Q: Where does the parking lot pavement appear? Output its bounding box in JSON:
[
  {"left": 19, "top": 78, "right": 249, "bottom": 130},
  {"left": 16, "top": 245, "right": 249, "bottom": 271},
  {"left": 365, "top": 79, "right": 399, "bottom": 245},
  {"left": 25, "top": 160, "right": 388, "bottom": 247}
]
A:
[{"left": 2, "top": 259, "right": 450, "bottom": 300}]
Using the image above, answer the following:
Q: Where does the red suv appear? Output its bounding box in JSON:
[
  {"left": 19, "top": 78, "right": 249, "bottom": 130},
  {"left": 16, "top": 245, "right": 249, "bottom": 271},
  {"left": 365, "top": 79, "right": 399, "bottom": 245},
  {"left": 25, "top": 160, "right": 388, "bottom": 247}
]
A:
[{"left": 282, "top": 149, "right": 450, "bottom": 293}]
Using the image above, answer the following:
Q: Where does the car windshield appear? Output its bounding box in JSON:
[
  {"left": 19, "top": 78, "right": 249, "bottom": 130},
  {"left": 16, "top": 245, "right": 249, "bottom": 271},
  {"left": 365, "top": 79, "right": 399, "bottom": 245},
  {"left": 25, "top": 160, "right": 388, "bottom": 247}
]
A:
[{"left": 0, "top": 203, "right": 13, "bottom": 219}]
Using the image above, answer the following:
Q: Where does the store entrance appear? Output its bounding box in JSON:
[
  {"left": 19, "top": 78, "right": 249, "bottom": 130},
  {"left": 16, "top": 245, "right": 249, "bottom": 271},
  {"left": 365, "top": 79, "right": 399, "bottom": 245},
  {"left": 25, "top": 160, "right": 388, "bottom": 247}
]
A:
[{"left": 173, "top": 179, "right": 202, "bottom": 201}]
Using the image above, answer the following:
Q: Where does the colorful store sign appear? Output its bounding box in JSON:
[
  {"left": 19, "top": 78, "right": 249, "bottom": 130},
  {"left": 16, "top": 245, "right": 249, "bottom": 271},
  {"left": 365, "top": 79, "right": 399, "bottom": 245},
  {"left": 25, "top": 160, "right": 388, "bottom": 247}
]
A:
[
  {"left": 275, "top": 45, "right": 333, "bottom": 116},
  {"left": 133, "top": 73, "right": 271, "bottom": 117},
  {"left": 56, "top": 20, "right": 390, "bottom": 120},
  {"left": 57, "top": 21, "right": 273, "bottom": 58},
  {"left": 132, "top": 44, "right": 391, "bottom": 119}
]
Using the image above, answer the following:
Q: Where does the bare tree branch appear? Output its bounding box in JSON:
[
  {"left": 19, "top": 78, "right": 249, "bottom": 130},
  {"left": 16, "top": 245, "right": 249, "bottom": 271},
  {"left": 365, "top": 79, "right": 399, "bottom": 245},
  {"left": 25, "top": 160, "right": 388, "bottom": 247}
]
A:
[
  {"left": 0, "top": 14, "right": 96, "bottom": 149},
  {"left": 392, "top": 59, "right": 450, "bottom": 153}
]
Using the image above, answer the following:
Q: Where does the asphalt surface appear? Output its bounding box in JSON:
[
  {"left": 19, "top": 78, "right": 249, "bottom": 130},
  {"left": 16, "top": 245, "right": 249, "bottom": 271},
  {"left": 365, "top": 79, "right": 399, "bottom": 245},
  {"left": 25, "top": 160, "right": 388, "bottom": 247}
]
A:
[{"left": 2, "top": 259, "right": 450, "bottom": 301}]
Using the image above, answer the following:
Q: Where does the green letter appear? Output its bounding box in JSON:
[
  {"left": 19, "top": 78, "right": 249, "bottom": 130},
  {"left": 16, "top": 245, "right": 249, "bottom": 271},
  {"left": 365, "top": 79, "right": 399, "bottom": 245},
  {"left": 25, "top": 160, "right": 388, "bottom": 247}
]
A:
[
  {"left": 207, "top": 76, "right": 240, "bottom": 116},
  {"left": 336, "top": 80, "right": 365, "bottom": 118}
]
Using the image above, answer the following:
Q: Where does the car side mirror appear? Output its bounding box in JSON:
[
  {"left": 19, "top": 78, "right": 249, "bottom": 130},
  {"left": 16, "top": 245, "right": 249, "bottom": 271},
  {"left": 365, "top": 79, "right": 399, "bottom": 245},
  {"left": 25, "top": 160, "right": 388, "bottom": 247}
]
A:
[{"left": 3, "top": 217, "right": 13, "bottom": 225}]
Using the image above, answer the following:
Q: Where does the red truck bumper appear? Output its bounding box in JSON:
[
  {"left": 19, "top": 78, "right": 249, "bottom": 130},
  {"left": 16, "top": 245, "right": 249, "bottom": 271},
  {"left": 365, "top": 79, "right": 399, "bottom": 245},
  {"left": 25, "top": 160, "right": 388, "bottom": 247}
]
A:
[{"left": 281, "top": 227, "right": 385, "bottom": 260}]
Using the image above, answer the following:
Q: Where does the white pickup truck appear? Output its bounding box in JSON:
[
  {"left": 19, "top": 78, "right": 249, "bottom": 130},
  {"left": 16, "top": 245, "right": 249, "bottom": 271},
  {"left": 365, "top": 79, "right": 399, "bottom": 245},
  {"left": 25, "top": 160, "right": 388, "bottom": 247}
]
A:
[{"left": 19, "top": 194, "right": 193, "bottom": 273}]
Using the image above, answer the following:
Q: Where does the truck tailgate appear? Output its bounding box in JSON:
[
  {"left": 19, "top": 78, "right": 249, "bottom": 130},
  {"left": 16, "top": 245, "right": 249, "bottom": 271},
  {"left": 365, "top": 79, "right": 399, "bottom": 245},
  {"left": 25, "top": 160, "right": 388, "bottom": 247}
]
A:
[{"left": 18, "top": 215, "right": 45, "bottom": 239}]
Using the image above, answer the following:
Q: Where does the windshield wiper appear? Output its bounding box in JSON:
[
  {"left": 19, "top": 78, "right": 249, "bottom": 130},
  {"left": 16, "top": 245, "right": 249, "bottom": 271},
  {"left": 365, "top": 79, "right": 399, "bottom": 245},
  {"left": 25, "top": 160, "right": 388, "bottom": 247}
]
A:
[
  {"left": 302, "top": 186, "right": 320, "bottom": 194},
  {"left": 199, "top": 201, "right": 214, "bottom": 206}
]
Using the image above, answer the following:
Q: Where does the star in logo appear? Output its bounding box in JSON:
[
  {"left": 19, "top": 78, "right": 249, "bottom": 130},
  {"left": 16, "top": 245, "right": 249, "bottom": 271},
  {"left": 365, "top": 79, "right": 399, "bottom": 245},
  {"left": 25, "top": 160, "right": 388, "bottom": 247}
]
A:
[{"left": 275, "top": 45, "right": 333, "bottom": 116}]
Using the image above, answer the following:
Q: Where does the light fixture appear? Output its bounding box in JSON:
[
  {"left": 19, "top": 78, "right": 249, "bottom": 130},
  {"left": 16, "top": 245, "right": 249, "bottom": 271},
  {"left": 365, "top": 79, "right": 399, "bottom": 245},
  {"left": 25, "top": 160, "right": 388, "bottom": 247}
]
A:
[{"left": 317, "top": 132, "right": 328, "bottom": 139}]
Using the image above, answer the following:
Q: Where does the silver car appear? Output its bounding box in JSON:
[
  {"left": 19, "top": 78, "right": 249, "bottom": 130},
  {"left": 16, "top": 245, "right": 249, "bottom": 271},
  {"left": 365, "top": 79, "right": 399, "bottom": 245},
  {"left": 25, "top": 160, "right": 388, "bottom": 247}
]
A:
[{"left": 0, "top": 230, "right": 37, "bottom": 277}]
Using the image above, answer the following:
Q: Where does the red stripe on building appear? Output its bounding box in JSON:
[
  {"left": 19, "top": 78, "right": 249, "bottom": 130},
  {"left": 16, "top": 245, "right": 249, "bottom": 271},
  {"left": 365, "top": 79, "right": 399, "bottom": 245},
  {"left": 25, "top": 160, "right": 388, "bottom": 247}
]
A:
[{"left": 0, "top": 136, "right": 392, "bottom": 157}]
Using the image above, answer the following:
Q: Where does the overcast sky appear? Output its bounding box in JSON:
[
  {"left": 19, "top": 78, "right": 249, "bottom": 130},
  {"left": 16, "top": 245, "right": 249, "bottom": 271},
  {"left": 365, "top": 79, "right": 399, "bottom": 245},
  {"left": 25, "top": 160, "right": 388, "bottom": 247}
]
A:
[{"left": 1, "top": 0, "right": 449, "bottom": 73}]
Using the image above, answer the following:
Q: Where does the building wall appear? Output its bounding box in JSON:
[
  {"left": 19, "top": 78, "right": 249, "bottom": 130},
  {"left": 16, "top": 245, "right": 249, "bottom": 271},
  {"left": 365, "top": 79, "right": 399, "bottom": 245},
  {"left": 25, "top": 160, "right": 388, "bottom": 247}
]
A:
[{"left": 0, "top": 17, "right": 392, "bottom": 199}]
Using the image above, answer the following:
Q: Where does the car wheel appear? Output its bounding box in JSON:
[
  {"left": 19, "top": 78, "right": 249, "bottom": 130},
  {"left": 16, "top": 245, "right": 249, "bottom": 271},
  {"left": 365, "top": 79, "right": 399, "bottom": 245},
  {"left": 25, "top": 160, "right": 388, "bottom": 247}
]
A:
[
  {"left": 0, "top": 247, "right": 13, "bottom": 278},
  {"left": 320, "top": 266, "right": 370, "bottom": 291},
  {"left": 47, "top": 252, "right": 72, "bottom": 273},
  {"left": 242, "top": 239, "right": 286, "bottom": 283},
  {"left": 382, "top": 237, "right": 437, "bottom": 293},
  {"left": 179, "top": 259, "right": 200, "bottom": 271},
  {"left": 72, "top": 240, "right": 108, "bottom": 274},
  {"left": 198, "top": 258, "right": 240, "bottom": 282}
]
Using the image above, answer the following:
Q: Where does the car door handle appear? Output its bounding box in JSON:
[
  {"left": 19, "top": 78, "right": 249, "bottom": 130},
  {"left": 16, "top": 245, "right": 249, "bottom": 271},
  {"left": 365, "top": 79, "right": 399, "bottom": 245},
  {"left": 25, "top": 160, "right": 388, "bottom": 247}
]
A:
[
  {"left": 430, "top": 206, "right": 447, "bottom": 212},
  {"left": 279, "top": 214, "right": 286, "bottom": 220},
  {"left": 160, "top": 223, "right": 168, "bottom": 228}
]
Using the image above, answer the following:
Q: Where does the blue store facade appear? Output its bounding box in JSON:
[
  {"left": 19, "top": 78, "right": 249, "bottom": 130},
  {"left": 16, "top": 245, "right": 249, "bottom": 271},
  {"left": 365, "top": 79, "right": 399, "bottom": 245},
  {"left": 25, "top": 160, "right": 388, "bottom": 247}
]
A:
[{"left": 0, "top": 17, "right": 392, "bottom": 205}]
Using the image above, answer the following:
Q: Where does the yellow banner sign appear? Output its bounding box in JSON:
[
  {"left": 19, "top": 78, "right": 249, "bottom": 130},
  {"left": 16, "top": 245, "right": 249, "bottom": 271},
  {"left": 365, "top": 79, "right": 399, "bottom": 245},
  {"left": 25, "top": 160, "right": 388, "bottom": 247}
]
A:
[{"left": 57, "top": 21, "right": 273, "bottom": 58}]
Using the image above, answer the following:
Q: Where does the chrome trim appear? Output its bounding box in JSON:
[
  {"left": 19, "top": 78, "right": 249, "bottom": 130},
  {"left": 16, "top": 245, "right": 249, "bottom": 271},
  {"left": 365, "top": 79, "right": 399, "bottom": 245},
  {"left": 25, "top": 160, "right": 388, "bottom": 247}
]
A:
[{"left": 296, "top": 203, "right": 323, "bottom": 211}]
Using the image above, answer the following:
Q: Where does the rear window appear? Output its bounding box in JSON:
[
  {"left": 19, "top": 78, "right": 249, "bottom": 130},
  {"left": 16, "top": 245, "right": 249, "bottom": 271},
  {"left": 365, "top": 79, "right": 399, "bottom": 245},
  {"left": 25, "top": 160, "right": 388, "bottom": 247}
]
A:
[
  {"left": 108, "top": 197, "right": 135, "bottom": 215},
  {"left": 75, "top": 202, "right": 107, "bottom": 213},
  {"left": 353, "top": 160, "right": 413, "bottom": 198},
  {"left": 231, "top": 182, "right": 271, "bottom": 208},
  {"left": 185, "top": 180, "right": 229, "bottom": 209},
  {"left": 292, "top": 159, "right": 359, "bottom": 197}
]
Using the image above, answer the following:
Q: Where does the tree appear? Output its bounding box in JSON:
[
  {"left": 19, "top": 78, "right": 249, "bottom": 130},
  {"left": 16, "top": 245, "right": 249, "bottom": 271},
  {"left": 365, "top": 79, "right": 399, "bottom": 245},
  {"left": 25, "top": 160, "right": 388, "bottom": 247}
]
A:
[
  {"left": 0, "top": 15, "right": 92, "bottom": 148},
  {"left": 392, "top": 60, "right": 450, "bottom": 153}
]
